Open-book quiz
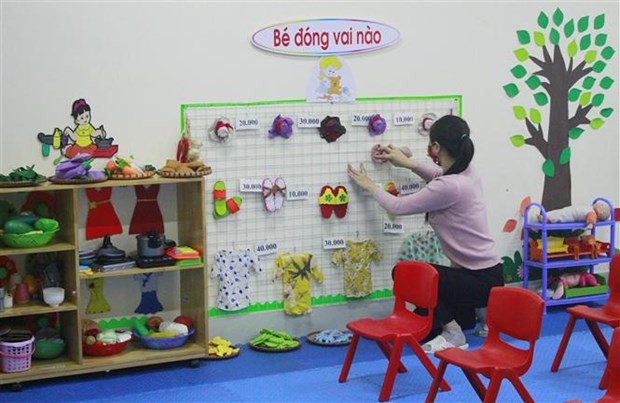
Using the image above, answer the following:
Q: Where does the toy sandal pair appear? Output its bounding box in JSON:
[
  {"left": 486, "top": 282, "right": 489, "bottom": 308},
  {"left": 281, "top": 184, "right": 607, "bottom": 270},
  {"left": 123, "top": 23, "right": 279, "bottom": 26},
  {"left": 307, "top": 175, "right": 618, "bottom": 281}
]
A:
[
  {"left": 262, "top": 177, "right": 286, "bottom": 212},
  {"left": 319, "top": 185, "right": 348, "bottom": 219},
  {"left": 213, "top": 181, "right": 242, "bottom": 219}
]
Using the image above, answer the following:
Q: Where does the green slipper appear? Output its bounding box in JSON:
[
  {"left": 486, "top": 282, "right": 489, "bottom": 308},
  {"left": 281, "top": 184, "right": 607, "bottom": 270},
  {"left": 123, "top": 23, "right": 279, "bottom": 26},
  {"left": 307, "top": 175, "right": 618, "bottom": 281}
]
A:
[{"left": 213, "top": 181, "right": 228, "bottom": 218}]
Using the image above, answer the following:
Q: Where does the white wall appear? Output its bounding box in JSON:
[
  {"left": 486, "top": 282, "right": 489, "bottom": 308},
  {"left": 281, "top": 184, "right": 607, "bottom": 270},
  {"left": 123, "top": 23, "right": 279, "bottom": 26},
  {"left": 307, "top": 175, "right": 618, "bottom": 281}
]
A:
[{"left": 2, "top": 1, "right": 618, "bottom": 343}]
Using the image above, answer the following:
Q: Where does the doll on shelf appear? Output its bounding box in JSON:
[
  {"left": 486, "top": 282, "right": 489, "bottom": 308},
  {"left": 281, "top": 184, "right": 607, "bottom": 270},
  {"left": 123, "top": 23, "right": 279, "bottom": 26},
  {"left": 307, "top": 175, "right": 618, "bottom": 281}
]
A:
[
  {"left": 548, "top": 272, "right": 599, "bottom": 300},
  {"left": 540, "top": 201, "right": 611, "bottom": 230}
]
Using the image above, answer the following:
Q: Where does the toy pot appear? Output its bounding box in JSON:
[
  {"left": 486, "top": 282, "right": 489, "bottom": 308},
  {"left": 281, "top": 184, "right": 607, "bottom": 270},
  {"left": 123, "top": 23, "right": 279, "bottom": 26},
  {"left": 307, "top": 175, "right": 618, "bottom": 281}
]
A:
[{"left": 14, "top": 283, "right": 30, "bottom": 304}]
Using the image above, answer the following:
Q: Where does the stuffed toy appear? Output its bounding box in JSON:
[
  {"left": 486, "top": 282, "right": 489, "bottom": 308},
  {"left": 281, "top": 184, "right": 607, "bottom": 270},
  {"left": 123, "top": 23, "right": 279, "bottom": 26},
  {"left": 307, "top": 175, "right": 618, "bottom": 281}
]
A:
[
  {"left": 548, "top": 272, "right": 599, "bottom": 300},
  {"left": 541, "top": 201, "right": 611, "bottom": 230}
]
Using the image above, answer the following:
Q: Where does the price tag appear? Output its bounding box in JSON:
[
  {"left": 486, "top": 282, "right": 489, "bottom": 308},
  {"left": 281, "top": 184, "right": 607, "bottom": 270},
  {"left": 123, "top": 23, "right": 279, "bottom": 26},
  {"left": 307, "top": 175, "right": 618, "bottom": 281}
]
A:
[
  {"left": 323, "top": 237, "right": 346, "bottom": 250},
  {"left": 393, "top": 113, "right": 415, "bottom": 126},
  {"left": 236, "top": 117, "right": 259, "bottom": 131},
  {"left": 297, "top": 116, "right": 321, "bottom": 128},
  {"left": 287, "top": 187, "right": 309, "bottom": 201},
  {"left": 255, "top": 241, "right": 279, "bottom": 256},
  {"left": 383, "top": 221, "right": 404, "bottom": 234},
  {"left": 400, "top": 181, "right": 421, "bottom": 195},
  {"left": 239, "top": 179, "right": 263, "bottom": 193},
  {"left": 351, "top": 113, "right": 374, "bottom": 127}
]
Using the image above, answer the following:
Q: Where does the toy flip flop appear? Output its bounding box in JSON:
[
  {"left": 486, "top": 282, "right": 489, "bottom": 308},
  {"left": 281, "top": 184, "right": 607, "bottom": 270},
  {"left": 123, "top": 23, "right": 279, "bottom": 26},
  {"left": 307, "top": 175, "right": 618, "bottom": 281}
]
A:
[
  {"left": 262, "top": 178, "right": 275, "bottom": 212},
  {"left": 226, "top": 196, "right": 242, "bottom": 215},
  {"left": 332, "top": 185, "right": 349, "bottom": 219},
  {"left": 273, "top": 177, "right": 286, "bottom": 211},
  {"left": 213, "top": 181, "right": 228, "bottom": 218},
  {"left": 319, "top": 185, "right": 335, "bottom": 218}
]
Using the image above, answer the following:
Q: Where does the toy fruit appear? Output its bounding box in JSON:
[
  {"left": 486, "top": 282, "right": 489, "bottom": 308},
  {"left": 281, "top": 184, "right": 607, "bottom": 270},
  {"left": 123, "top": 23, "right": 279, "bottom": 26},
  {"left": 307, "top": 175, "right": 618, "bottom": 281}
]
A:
[
  {"left": 173, "top": 315, "right": 193, "bottom": 330},
  {"left": 146, "top": 316, "right": 164, "bottom": 331}
]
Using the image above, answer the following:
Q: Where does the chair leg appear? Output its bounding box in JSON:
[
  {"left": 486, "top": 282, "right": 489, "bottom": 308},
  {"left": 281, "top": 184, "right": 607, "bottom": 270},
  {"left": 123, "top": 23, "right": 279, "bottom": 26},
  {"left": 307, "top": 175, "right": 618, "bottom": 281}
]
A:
[
  {"left": 507, "top": 373, "right": 535, "bottom": 403},
  {"left": 585, "top": 320, "right": 610, "bottom": 357},
  {"left": 462, "top": 368, "right": 486, "bottom": 401},
  {"left": 379, "top": 340, "right": 405, "bottom": 402},
  {"left": 599, "top": 366, "right": 609, "bottom": 390},
  {"left": 425, "top": 360, "right": 448, "bottom": 403},
  {"left": 378, "top": 340, "right": 407, "bottom": 373},
  {"left": 483, "top": 373, "right": 504, "bottom": 403},
  {"left": 410, "top": 342, "right": 451, "bottom": 391},
  {"left": 551, "top": 315, "right": 578, "bottom": 372},
  {"left": 339, "top": 334, "right": 360, "bottom": 383}
]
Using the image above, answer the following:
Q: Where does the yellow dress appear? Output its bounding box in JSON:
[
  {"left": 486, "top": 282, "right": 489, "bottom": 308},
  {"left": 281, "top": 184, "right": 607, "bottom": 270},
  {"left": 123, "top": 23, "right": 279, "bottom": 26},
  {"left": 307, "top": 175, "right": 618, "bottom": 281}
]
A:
[
  {"left": 331, "top": 240, "right": 383, "bottom": 298},
  {"left": 274, "top": 252, "right": 323, "bottom": 315}
]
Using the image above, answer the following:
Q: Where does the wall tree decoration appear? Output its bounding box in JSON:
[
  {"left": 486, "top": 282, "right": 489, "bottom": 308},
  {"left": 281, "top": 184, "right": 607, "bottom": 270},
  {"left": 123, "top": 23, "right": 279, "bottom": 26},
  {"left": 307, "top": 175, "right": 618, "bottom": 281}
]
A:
[{"left": 504, "top": 8, "right": 616, "bottom": 210}]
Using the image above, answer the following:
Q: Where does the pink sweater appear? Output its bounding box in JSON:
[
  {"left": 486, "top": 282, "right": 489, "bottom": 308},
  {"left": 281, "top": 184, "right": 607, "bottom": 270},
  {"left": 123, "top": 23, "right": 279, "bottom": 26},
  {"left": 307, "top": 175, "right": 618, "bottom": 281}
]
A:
[{"left": 373, "top": 162, "right": 499, "bottom": 270}]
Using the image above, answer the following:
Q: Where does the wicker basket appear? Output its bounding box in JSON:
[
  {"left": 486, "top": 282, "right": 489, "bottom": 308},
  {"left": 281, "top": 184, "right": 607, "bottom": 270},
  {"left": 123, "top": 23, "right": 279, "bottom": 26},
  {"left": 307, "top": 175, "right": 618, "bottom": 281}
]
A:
[
  {"left": 0, "top": 335, "right": 35, "bottom": 373},
  {"left": 0, "top": 229, "right": 58, "bottom": 248}
]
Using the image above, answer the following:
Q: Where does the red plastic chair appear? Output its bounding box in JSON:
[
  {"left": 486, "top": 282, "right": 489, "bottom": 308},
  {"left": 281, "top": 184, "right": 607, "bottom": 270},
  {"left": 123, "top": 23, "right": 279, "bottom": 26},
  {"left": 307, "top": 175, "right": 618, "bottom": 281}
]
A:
[
  {"left": 425, "top": 287, "right": 544, "bottom": 403},
  {"left": 551, "top": 254, "right": 620, "bottom": 389},
  {"left": 338, "top": 261, "right": 450, "bottom": 402},
  {"left": 595, "top": 326, "right": 620, "bottom": 402}
]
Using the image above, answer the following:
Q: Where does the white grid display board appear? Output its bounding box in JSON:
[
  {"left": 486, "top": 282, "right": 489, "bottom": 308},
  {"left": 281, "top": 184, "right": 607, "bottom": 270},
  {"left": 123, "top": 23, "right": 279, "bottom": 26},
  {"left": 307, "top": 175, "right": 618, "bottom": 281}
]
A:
[{"left": 183, "top": 96, "right": 461, "bottom": 314}]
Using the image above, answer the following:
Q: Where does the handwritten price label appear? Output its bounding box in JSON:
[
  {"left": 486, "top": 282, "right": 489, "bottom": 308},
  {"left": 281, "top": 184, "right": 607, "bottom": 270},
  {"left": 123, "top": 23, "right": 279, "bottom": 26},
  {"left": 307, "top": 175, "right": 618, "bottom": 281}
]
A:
[
  {"left": 323, "top": 237, "right": 346, "bottom": 250},
  {"left": 400, "top": 181, "right": 421, "bottom": 195},
  {"left": 239, "top": 179, "right": 263, "bottom": 193},
  {"left": 255, "top": 241, "right": 279, "bottom": 256},
  {"left": 236, "top": 117, "right": 259, "bottom": 131},
  {"left": 393, "top": 113, "right": 415, "bottom": 126},
  {"left": 297, "top": 116, "right": 321, "bottom": 128},
  {"left": 383, "top": 221, "right": 404, "bottom": 234},
  {"left": 287, "top": 187, "right": 309, "bottom": 201},
  {"left": 351, "top": 113, "right": 374, "bottom": 127}
]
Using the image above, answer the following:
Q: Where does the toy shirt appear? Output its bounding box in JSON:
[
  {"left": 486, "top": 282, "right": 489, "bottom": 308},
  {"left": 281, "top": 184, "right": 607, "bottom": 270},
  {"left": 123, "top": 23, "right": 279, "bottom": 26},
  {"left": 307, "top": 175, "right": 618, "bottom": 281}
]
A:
[
  {"left": 134, "top": 272, "right": 163, "bottom": 314},
  {"left": 397, "top": 229, "right": 449, "bottom": 266},
  {"left": 274, "top": 252, "right": 323, "bottom": 316},
  {"left": 331, "top": 240, "right": 382, "bottom": 298},
  {"left": 211, "top": 249, "right": 263, "bottom": 311},
  {"left": 372, "top": 163, "right": 499, "bottom": 270},
  {"left": 75, "top": 124, "right": 95, "bottom": 146}
]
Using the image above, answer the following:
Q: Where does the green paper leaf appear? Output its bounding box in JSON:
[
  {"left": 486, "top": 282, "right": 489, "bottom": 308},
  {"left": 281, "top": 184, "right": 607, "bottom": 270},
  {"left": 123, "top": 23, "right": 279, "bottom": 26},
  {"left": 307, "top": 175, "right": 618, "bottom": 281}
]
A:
[
  {"left": 567, "top": 40, "right": 578, "bottom": 57},
  {"left": 542, "top": 159, "right": 555, "bottom": 177},
  {"left": 600, "top": 108, "right": 614, "bottom": 118},
  {"left": 550, "top": 28, "right": 560, "bottom": 45},
  {"left": 529, "top": 108, "right": 542, "bottom": 124},
  {"left": 600, "top": 76, "right": 614, "bottom": 89},
  {"left": 601, "top": 46, "right": 615, "bottom": 60},
  {"left": 514, "top": 48, "right": 530, "bottom": 62},
  {"left": 503, "top": 83, "right": 519, "bottom": 98},
  {"left": 563, "top": 19, "right": 575, "bottom": 38},
  {"left": 584, "top": 50, "right": 597, "bottom": 64},
  {"left": 582, "top": 77, "right": 596, "bottom": 90},
  {"left": 510, "top": 134, "right": 526, "bottom": 147},
  {"left": 590, "top": 118, "right": 604, "bottom": 129},
  {"left": 534, "top": 31, "right": 546, "bottom": 46},
  {"left": 580, "top": 34, "right": 591, "bottom": 50},
  {"left": 552, "top": 8, "right": 564, "bottom": 26},
  {"left": 592, "top": 61, "right": 606, "bottom": 73},
  {"left": 577, "top": 16, "right": 589, "bottom": 32},
  {"left": 559, "top": 147, "right": 571, "bottom": 165},
  {"left": 595, "top": 33, "right": 608, "bottom": 47},
  {"left": 568, "top": 88, "right": 581, "bottom": 102},
  {"left": 525, "top": 75, "right": 541, "bottom": 89},
  {"left": 516, "top": 30, "right": 530, "bottom": 45},
  {"left": 534, "top": 92, "right": 549, "bottom": 106},
  {"left": 538, "top": 12, "right": 549, "bottom": 29},
  {"left": 593, "top": 13, "right": 605, "bottom": 29},
  {"left": 513, "top": 106, "right": 527, "bottom": 120},
  {"left": 579, "top": 92, "right": 591, "bottom": 106},
  {"left": 511, "top": 65, "right": 527, "bottom": 79},
  {"left": 568, "top": 127, "right": 584, "bottom": 139},
  {"left": 591, "top": 94, "right": 604, "bottom": 107}
]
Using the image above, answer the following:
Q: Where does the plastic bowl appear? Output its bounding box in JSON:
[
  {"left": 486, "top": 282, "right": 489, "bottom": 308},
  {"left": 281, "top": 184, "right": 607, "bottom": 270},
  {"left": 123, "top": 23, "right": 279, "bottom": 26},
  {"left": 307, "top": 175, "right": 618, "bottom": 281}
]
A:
[
  {"left": 34, "top": 338, "right": 65, "bottom": 360},
  {"left": 0, "top": 229, "right": 59, "bottom": 248},
  {"left": 83, "top": 338, "right": 130, "bottom": 357},
  {"left": 135, "top": 329, "right": 194, "bottom": 350},
  {"left": 42, "top": 287, "right": 65, "bottom": 307}
]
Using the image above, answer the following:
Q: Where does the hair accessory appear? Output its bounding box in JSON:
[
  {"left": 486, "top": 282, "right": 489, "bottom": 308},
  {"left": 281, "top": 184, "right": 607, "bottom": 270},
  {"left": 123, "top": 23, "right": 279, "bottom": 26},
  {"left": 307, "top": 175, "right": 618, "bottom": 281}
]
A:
[
  {"left": 417, "top": 112, "right": 437, "bottom": 136},
  {"left": 461, "top": 133, "right": 469, "bottom": 140},
  {"left": 72, "top": 98, "right": 88, "bottom": 115},
  {"left": 318, "top": 116, "right": 347, "bottom": 143},
  {"left": 268, "top": 115, "right": 294, "bottom": 139},
  {"left": 209, "top": 118, "right": 234, "bottom": 142},
  {"left": 368, "top": 114, "right": 387, "bottom": 136},
  {"left": 371, "top": 144, "right": 413, "bottom": 164}
]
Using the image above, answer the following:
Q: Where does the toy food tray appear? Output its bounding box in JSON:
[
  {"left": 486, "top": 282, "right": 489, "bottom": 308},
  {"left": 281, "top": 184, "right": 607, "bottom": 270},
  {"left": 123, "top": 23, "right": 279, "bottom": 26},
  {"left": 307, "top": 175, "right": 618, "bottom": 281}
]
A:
[
  {"left": 207, "top": 347, "right": 240, "bottom": 360},
  {"left": 306, "top": 330, "right": 352, "bottom": 347},
  {"left": 158, "top": 167, "right": 212, "bottom": 178},
  {"left": 48, "top": 176, "right": 108, "bottom": 185},
  {"left": 0, "top": 176, "right": 47, "bottom": 188},
  {"left": 107, "top": 171, "right": 155, "bottom": 180},
  {"left": 249, "top": 338, "right": 301, "bottom": 353}
]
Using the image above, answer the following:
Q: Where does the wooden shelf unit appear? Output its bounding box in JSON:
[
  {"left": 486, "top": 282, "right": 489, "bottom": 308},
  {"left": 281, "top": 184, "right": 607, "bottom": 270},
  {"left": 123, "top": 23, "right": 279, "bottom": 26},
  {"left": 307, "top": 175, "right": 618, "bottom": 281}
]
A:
[{"left": 0, "top": 177, "right": 207, "bottom": 385}]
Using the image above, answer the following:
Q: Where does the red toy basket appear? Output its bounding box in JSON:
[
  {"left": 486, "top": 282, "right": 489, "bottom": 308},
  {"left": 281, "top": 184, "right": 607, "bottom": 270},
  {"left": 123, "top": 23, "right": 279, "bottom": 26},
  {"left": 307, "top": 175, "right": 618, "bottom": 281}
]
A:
[{"left": 0, "top": 335, "right": 35, "bottom": 373}]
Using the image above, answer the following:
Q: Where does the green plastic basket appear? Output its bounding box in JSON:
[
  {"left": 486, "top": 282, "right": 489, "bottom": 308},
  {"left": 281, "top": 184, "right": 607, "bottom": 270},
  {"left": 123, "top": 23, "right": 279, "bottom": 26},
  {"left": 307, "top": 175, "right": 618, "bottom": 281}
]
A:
[{"left": 0, "top": 229, "right": 59, "bottom": 248}]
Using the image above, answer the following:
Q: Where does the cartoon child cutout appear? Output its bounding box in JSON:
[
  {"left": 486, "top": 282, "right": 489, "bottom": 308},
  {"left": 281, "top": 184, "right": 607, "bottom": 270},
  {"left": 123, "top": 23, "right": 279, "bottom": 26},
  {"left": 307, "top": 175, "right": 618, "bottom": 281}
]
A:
[
  {"left": 63, "top": 98, "right": 107, "bottom": 158},
  {"left": 319, "top": 56, "right": 343, "bottom": 96},
  {"left": 307, "top": 56, "right": 355, "bottom": 103}
]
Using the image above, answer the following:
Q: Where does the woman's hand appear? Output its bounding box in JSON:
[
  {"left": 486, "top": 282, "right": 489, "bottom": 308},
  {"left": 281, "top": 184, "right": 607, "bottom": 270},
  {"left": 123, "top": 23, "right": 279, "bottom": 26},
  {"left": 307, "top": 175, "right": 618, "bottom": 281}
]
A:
[
  {"left": 374, "top": 144, "right": 417, "bottom": 170},
  {"left": 347, "top": 163, "right": 378, "bottom": 193}
]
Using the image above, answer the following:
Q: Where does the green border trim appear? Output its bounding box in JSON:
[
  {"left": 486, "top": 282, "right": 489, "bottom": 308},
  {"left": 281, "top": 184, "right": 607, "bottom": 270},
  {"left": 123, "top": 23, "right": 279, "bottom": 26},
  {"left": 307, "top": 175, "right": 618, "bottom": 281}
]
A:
[
  {"left": 208, "top": 288, "right": 394, "bottom": 317},
  {"left": 180, "top": 95, "right": 463, "bottom": 133}
]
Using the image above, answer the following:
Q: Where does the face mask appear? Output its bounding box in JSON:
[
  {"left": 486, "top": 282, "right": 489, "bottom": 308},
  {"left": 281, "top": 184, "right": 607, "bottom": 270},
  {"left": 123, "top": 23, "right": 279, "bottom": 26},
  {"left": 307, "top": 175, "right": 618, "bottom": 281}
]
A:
[{"left": 427, "top": 143, "right": 440, "bottom": 165}]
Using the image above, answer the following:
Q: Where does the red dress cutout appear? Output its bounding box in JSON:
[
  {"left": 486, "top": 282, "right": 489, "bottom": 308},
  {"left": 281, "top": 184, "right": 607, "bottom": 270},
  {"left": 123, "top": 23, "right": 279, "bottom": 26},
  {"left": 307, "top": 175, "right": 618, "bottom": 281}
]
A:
[
  {"left": 85, "top": 188, "right": 122, "bottom": 240},
  {"left": 129, "top": 185, "right": 164, "bottom": 235}
]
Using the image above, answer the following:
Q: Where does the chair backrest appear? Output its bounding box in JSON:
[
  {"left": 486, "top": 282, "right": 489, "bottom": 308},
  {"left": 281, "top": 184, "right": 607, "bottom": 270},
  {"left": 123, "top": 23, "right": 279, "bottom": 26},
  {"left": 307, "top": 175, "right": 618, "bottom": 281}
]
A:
[
  {"left": 392, "top": 261, "right": 439, "bottom": 311},
  {"left": 486, "top": 287, "right": 544, "bottom": 343},
  {"left": 607, "top": 254, "right": 620, "bottom": 307}
]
